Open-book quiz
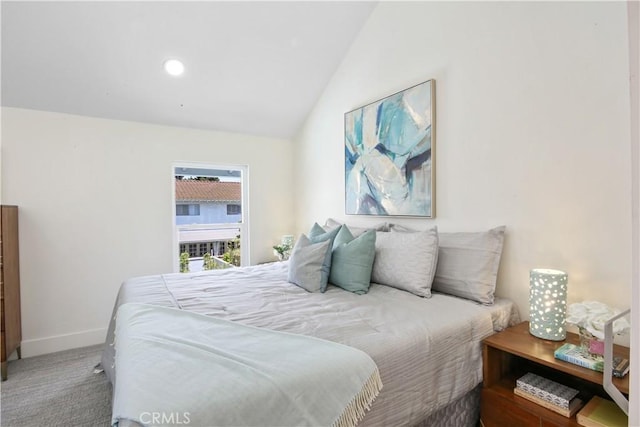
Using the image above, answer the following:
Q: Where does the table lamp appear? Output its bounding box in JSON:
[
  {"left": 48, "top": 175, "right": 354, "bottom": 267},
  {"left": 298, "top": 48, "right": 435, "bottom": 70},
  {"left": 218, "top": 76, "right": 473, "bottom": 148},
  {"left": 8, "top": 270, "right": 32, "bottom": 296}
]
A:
[{"left": 529, "top": 268, "right": 568, "bottom": 341}]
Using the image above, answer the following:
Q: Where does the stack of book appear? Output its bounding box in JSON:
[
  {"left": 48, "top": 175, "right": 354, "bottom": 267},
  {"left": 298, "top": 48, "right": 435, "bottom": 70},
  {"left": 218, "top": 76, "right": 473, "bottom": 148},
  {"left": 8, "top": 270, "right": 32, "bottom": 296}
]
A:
[
  {"left": 514, "top": 372, "right": 583, "bottom": 417},
  {"left": 554, "top": 343, "right": 630, "bottom": 378}
]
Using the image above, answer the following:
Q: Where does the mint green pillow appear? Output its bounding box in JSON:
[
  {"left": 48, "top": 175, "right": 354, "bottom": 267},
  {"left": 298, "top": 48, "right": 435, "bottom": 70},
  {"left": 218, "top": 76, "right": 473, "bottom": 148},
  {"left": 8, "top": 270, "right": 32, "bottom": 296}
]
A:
[
  {"left": 287, "top": 234, "right": 332, "bottom": 293},
  {"left": 307, "top": 223, "right": 341, "bottom": 292},
  {"left": 308, "top": 222, "right": 339, "bottom": 241},
  {"left": 329, "top": 228, "right": 376, "bottom": 294}
]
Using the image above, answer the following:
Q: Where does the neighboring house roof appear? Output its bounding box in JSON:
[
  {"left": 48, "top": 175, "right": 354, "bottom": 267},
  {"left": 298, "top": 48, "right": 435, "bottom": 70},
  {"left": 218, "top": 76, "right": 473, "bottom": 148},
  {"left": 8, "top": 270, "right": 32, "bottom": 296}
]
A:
[{"left": 176, "top": 180, "right": 240, "bottom": 202}]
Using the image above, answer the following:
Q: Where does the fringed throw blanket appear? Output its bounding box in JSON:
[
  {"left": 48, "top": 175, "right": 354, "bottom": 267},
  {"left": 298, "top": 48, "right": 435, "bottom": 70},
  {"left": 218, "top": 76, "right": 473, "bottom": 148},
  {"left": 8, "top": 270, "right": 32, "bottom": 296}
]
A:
[{"left": 111, "top": 303, "right": 382, "bottom": 427}]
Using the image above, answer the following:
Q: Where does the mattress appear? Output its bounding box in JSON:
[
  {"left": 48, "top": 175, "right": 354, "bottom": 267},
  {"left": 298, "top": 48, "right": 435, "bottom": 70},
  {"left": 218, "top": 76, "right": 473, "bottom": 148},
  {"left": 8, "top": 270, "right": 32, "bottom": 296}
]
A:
[{"left": 102, "top": 261, "right": 519, "bottom": 426}]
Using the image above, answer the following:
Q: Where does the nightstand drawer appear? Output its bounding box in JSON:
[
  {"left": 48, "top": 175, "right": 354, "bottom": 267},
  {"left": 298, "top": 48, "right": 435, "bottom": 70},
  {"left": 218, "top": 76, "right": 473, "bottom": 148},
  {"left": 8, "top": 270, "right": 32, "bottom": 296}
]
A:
[{"left": 482, "top": 387, "right": 541, "bottom": 427}]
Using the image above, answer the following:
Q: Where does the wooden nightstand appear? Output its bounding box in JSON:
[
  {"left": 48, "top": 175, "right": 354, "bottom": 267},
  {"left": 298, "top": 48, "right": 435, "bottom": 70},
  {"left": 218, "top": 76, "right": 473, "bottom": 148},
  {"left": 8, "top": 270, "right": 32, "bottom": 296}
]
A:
[
  {"left": 481, "top": 321, "right": 629, "bottom": 427},
  {"left": 1, "top": 205, "right": 22, "bottom": 381}
]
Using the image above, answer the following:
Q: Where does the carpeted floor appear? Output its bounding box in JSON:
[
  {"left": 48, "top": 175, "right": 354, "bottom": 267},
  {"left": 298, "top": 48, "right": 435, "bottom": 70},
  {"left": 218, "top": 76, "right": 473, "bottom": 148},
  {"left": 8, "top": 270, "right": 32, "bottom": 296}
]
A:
[{"left": 0, "top": 345, "right": 112, "bottom": 427}]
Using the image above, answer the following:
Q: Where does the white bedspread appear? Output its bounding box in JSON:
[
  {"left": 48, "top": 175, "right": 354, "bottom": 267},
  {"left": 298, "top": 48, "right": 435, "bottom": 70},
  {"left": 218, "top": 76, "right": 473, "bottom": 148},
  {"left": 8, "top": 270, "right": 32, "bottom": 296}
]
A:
[
  {"left": 112, "top": 303, "right": 381, "bottom": 427},
  {"left": 103, "top": 262, "right": 519, "bottom": 426}
]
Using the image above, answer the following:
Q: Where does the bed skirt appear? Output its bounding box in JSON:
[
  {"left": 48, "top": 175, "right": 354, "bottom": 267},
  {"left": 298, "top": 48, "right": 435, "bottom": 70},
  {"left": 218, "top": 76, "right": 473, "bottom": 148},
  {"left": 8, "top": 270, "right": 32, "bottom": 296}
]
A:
[{"left": 414, "top": 384, "right": 481, "bottom": 427}]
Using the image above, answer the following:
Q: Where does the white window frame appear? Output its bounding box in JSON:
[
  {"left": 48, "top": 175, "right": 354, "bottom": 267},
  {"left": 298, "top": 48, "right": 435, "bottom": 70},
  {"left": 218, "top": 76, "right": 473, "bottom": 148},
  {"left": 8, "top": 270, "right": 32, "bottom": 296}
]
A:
[{"left": 171, "top": 161, "right": 250, "bottom": 271}]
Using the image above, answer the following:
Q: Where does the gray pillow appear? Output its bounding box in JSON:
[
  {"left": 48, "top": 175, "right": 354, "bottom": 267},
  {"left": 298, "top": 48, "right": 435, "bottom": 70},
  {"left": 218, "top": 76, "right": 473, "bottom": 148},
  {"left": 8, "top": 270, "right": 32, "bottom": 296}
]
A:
[
  {"left": 432, "top": 226, "right": 506, "bottom": 305},
  {"left": 371, "top": 227, "right": 438, "bottom": 297},
  {"left": 329, "top": 227, "right": 376, "bottom": 295},
  {"left": 324, "top": 218, "right": 389, "bottom": 237},
  {"left": 287, "top": 234, "right": 332, "bottom": 293},
  {"left": 388, "top": 223, "right": 414, "bottom": 232}
]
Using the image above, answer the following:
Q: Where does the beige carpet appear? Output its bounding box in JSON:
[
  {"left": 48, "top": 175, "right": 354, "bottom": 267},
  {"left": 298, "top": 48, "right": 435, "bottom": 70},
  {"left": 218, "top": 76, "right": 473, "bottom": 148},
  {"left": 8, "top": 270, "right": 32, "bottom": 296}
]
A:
[{"left": 0, "top": 345, "right": 111, "bottom": 427}]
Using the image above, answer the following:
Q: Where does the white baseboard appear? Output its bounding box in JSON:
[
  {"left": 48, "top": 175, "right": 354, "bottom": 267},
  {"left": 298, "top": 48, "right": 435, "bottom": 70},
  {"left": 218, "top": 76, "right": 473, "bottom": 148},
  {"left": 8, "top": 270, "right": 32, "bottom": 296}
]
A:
[{"left": 19, "top": 328, "right": 108, "bottom": 358}]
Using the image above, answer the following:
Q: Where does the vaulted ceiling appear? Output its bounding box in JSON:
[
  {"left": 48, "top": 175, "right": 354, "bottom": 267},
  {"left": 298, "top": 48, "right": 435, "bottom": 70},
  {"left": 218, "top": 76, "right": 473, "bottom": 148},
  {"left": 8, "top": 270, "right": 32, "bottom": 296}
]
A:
[{"left": 1, "top": 1, "right": 376, "bottom": 139}]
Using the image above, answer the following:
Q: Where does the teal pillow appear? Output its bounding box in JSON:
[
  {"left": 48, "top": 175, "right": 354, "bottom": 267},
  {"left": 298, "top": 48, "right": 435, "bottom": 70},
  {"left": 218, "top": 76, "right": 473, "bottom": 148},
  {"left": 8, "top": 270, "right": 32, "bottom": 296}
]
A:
[
  {"left": 308, "top": 222, "right": 339, "bottom": 242},
  {"left": 287, "top": 234, "right": 332, "bottom": 293},
  {"left": 332, "top": 224, "right": 354, "bottom": 249},
  {"left": 329, "top": 228, "right": 376, "bottom": 295},
  {"left": 307, "top": 223, "right": 341, "bottom": 292}
]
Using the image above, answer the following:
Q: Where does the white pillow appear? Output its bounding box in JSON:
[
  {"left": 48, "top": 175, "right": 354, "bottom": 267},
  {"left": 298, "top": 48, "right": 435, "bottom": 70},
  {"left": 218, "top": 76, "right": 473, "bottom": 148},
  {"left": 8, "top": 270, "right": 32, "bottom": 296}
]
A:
[
  {"left": 432, "top": 226, "right": 506, "bottom": 305},
  {"left": 371, "top": 227, "right": 439, "bottom": 297}
]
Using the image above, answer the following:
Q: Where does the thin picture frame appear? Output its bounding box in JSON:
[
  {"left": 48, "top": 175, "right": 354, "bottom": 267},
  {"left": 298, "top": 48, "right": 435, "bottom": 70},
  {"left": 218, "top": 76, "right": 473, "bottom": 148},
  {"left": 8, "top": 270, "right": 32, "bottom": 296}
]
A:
[{"left": 344, "top": 79, "right": 435, "bottom": 217}]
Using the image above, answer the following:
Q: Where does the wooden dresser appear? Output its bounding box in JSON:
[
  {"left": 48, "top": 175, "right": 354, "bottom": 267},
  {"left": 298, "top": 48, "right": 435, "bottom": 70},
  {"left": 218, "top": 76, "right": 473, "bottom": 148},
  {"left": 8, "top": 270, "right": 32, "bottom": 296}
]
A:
[{"left": 1, "top": 205, "right": 22, "bottom": 380}]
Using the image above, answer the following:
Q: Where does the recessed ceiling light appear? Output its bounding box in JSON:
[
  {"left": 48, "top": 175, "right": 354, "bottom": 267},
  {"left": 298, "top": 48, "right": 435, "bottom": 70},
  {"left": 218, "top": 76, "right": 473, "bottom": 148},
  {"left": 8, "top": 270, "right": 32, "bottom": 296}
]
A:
[{"left": 164, "top": 59, "right": 185, "bottom": 76}]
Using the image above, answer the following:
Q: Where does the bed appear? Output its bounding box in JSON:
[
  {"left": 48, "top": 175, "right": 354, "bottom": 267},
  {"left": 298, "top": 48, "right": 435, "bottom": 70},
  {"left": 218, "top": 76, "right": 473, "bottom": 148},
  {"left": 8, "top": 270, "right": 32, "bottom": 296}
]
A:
[{"left": 102, "top": 258, "right": 519, "bottom": 426}]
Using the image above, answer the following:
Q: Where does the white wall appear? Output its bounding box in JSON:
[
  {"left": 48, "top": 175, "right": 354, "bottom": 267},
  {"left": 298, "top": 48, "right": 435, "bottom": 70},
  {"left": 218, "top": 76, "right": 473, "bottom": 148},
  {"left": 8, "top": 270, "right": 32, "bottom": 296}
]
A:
[
  {"left": 293, "top": 2, "right": 632, "bottom": 336},
  {"left": 1, "top": 107, "right": 294, "bottom": 356}
]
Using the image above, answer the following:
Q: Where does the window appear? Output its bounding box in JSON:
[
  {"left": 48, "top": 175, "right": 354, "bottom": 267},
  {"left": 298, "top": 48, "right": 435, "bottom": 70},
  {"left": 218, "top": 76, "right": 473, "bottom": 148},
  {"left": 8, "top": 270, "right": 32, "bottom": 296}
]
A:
[
  {"left": 188, "top": 243, "right": 198, "bottom": 257},
  {"left": 198, "top": 243, "right": 210, "bottom": 257},
  {"left": 227, "top": 204, "right": 241, "bottom": 215},
  {"left": 173, "top": 163, "right": 249, "bottom": 272},
  {"left": 176, "top": 204, "right": 200, "bottom": 216}
]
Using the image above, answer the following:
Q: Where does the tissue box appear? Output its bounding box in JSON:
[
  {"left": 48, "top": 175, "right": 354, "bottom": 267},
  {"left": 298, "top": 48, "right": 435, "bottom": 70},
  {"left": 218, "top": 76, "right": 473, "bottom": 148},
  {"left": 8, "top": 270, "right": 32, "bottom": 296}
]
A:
[{"left": 515, "top": 372, "right": 579, "bottom": 409}]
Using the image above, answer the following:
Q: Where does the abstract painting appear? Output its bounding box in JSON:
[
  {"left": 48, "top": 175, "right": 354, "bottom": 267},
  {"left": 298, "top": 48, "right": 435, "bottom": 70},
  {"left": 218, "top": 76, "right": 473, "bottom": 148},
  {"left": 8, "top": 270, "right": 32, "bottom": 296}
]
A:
[{"left": 345, "top": 79, "right": 435, "bottom": 217}]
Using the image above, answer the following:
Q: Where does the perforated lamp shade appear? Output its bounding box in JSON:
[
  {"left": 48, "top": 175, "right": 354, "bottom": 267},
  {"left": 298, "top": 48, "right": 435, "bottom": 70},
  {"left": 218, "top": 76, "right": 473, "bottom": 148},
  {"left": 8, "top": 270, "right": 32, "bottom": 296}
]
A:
[{"left": 529, "top": 268, "right": 568, "bottom": 341}]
